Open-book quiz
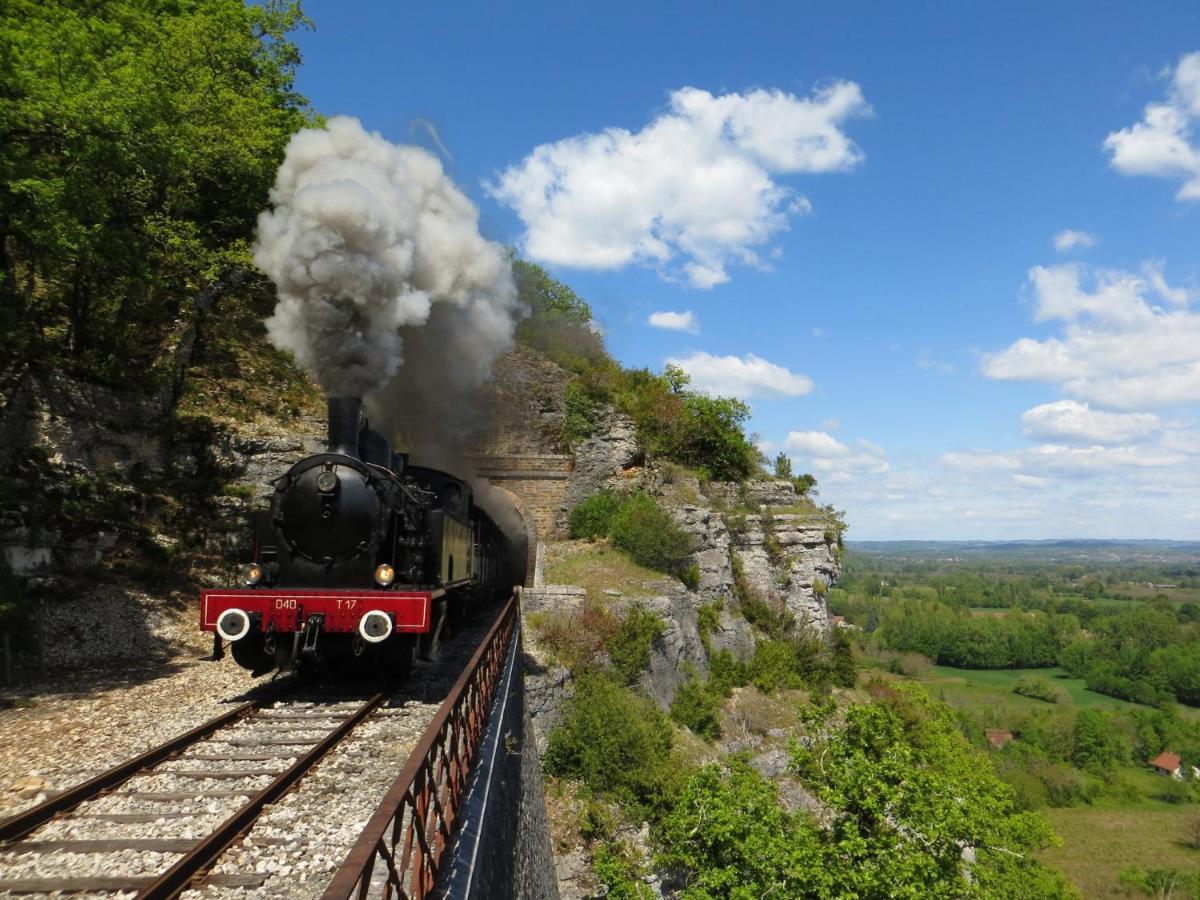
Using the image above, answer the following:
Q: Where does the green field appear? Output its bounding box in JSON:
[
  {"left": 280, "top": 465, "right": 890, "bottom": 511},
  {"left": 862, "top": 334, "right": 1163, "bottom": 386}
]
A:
[
  {"left": 925, "top": 666, "right": 1147, "bottom": 711},
  {"left": 1039, "top": 796, "right": 1200, "bottom": 898}
]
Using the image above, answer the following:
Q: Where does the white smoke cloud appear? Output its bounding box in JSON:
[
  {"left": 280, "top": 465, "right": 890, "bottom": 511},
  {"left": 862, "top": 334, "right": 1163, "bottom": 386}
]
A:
[{"left": 254, "top": 116, "right": 518, "bottom": 413}]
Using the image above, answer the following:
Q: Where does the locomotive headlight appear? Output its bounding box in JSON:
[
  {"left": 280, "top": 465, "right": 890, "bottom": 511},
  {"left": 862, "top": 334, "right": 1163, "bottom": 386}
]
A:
[
  {"left": 315, "top": 470, "right": 338, "bottom": 492},
  {"left": 374, "top": 563, "right": 395, "bottom": 587},
  {"left": 216, "top": 608, "right": 252, "bottom": 642},
  {"left": 240, "top": 562, "right": 263, "bottom": 586}
]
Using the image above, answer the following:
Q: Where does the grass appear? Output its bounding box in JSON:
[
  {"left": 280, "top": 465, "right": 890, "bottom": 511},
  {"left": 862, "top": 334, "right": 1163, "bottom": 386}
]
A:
[
  {"left": 926, "top": 666, "right": 1146, "bottom": 711},
  {"left": 543, "top": 542, "right": 670, "bottom": 602},
  {"left": 1039, "top": 801, "right": 1200, "bottom": 898}
]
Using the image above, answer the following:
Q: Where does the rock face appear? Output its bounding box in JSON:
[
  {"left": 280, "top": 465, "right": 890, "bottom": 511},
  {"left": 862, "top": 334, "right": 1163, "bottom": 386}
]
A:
[
  {"left": 563, "top": 407, "right": 645, "bottom": 521},
  {"left": 470, "top": 347, "right": 571, "bottom": 456},
  {"left": 0, "top": 371, "right": 172, "bottom": 475},
  {"left": 731, "top": 512, "right": 837, "bottom": 633}
]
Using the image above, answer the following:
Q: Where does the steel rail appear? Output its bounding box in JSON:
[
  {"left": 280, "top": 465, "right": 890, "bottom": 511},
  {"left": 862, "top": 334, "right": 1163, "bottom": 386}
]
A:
[
  {"left": 137, "top": 691, "right": 387, "bottom": 899},
  {"left": 321, "top": 594, "right": 518, "bottom": 900},
  {"left": 0, "top": 690, "right": 281, "bottom": 843}
]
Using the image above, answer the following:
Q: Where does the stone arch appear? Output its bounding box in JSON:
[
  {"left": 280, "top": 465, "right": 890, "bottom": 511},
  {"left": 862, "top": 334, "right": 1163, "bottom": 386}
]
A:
[{"left": 481, "top": 482, "right": 538, "bottom": 588}]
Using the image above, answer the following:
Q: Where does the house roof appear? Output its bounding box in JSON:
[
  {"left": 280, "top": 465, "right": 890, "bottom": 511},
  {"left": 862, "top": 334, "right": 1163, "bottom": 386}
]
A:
[{"left": 1151, "top": 751, "right": 1182, "bottom": 770}]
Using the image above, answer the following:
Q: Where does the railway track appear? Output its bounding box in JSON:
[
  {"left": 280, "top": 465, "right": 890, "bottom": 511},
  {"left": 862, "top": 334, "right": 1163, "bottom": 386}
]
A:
[
  {"left": 0, "top": 686, "right": 385, "bottom": 897},
  {"left": 0, "top": 603, "right": 510, "bottom": 899}
]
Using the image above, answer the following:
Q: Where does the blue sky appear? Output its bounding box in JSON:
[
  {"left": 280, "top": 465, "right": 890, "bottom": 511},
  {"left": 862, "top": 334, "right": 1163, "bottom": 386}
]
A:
[{"left": 287, "top": 1, "right": 1200, "bottom": 540}]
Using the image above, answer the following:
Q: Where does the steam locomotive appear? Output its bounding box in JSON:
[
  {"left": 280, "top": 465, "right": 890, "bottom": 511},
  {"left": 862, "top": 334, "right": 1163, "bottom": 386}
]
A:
[{"left": 199, "top": 397, "right": 516, "bottom": 677}]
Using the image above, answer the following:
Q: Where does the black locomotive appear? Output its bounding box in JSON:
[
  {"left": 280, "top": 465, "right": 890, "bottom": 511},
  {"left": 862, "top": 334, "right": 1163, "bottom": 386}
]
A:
[{"left": 200, "top": 397, "right": 516, "bottom": 677}]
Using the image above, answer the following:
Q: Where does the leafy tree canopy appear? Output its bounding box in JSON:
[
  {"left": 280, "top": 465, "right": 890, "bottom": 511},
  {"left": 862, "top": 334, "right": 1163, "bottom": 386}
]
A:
[{"left": 0, "top": 0, "right": 313, "bottom": 381}]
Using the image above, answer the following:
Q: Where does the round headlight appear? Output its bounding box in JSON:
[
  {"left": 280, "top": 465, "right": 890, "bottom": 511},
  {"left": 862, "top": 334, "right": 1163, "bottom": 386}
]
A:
[
  {"left": 216, "top": 608, "right": 252, "bottom": 642},
  {"left": 316, "top": 470, "right": 338, "bottom": 492},
  {"left": 374, "top": 563, "right": 395, "bottom": 587},
  {"left": 240, "top": 563, "right": 262, "bottom": 586}
]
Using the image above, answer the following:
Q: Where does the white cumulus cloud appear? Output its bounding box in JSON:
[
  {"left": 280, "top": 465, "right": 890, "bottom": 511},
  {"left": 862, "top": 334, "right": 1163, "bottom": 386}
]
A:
[
  {"left": 784, "top": 430, "right": 850, "bottom": 457},
  {"left": 982, "top": 261, "right": 1200, "bottom": 408},
  {"left": 488, "top": 83, "right": 871, "bottom": 288},
  {"left": 1053, "top": 229, "right": 1097, "bottom": 252},
  {"left": 783, "top": 431, "right": 889, "bottom": 482},
  {"left": 647, "top": 310, "right": 699, "bottom": 334},
  {"left": 1105, "top": 52, "right": 1200, "bottom": 200},
  {"left": 1021, "top": 400, "right": 1160, "bottom": 444},
  {"left": 667, "top": 351, "right": 813, "bottom": 399}
]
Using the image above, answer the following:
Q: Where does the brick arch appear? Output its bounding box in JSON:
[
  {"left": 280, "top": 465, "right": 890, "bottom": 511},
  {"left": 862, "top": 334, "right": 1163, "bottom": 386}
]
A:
[{"left": 471, "top": 454, "right": 572, "bottom": 588}]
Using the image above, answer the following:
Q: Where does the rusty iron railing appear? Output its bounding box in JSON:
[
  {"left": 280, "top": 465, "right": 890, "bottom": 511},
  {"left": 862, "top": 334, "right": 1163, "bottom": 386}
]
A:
[{"left": 322, "top": 594, "right": 519, "bottom": 900}]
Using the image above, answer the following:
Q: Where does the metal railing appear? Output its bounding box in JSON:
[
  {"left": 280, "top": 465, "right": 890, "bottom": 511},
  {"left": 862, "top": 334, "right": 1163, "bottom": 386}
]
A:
[{"left": 322, "top": 594, "right": 519, "bottom": 900}]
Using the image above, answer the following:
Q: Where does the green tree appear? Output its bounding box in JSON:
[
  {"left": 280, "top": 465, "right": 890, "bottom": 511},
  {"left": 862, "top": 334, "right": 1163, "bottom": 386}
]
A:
[
  {"left": 773, "top": 451, "right": 793, "bottom": 479},
  {"left": 544, "top": 671, "right": 683, "bottom": 816},
  {"left": 0, "top": 0, "right": 312, "bottom": 379},
  {"left": 661, "top": 685, "right": 1072, "bottom": 898}
]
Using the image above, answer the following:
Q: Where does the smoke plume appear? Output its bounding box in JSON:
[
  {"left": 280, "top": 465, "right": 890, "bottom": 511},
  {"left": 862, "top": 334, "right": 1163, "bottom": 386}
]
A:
[{"left": 254, "top": 116, "right": 519, "bottom": 425}]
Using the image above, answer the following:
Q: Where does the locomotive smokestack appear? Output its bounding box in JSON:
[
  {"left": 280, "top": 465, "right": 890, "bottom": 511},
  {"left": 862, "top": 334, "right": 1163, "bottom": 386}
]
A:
[{"left": 327, "top": 397, "right": 363, "bottom": 458}]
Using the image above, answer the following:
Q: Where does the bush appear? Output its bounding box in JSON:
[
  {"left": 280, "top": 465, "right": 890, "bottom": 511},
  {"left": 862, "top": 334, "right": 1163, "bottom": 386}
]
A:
[
  {"left": 568, "top": 491, "right": 621, "bottom": 540},
  {"left": 679, "top": 564, "right": 700, "bottom": 591},
  {"left": 708, "top": 648, "right": 749, "bottom": 697},
  {"left": 606, "top": 604, "right": 665, "bottom": 684},
  {"left": 528, "top": 601, "right": 621, "bottom": 674},
  {"left": 592, "top": 842, "right": 652, "bottom": 900},
  {"left": 609, "top": 492, "right": 693, "bottom": 575},
  {"left": 749, "top": 640, "right": 804, "bottom": 694},
  {"left": 830, "top": 626, "right": 857, "bottom": 688},
  {"left": 544, "top": 672, "right": 683, "bottom": 816},
  {"left": 1157, "top": 778, "right": 1194, "bottom": 804},
  {"left": 669, "top": 667, "right": 723, "bottom": 740},
  {"left": 563, "top": 380, "right": 604, "bottom": 445},
  {"left": 1013, "top": 675, "right": 1067, "bottom": 704}
]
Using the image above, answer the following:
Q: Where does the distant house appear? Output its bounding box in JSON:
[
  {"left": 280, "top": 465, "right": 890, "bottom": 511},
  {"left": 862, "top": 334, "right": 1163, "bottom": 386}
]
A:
[
  {"left": 1150, "top": 751, "right": 1183, "bottom": 779},
  {"left": 985, "top": 729, "right": 1014, "bottom": 750}
]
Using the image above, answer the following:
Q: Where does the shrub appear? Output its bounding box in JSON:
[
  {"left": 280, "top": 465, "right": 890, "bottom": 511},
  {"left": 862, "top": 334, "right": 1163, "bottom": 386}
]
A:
[
  {"left": 696, "top": 602, "right": 721, "bottom": 648},
  {"left": 761, "top": 513, "right": 784, "bottom": 566},
  {"left": 609, "top": 492, "right": 693, "bottom": 575},
  {"left": 1157, "top": 778, "right": 1194, "bottom": 804},
  {"left": 592, "top": 842, "right": 652, "bottom": 900},
  {"left": 749, "top": 640, "right": 804, "bottom": 694},
  {"left": 708, "top": 648, "right": 749, "bottom": 697},
  {"left": 887, "top": 652, "right": 933, "bottom": 677},
  {"left": 568, "top": 491, "right": 621, "bottom": 540},
  {"left": 679, "top": 564, "right": 700, "bottom": 591},
  {"left": 606, "top": 604, "right": 665, "bottom": 684},
  {"left": 563, "top": 379, "right": 603, "bottom": 445},
  {"left": 669, "top": 667, "right": 723, "bottom": 740},
  {"left": 530, "top": 600, "right": 620, "bottom": 673},
  {"left": 544, "top": 671, "right": 683, "bottom": 816},
  {"left": 1013, "top": 675, "right": 1067, "bottom": 704},
  {"left": 829, "top": 626, "right": 857, "bottom": 688}
]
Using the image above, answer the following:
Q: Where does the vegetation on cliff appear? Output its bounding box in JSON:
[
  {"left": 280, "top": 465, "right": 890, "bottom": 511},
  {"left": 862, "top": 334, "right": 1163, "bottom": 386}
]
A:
[{"left": 513, "top": 260, "right": 760, "bottom": 481}]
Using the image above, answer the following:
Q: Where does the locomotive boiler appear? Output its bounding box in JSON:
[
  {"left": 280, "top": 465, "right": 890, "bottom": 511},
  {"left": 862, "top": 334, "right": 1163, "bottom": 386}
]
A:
[{"left": 199, "top": 397, "right": 514, "bottom": 677}]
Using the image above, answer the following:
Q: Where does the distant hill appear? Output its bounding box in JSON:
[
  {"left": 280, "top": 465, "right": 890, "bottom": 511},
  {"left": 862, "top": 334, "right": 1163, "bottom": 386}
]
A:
[{"left": 846, "top": 539, "right": 1200, "bottom": 563}]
